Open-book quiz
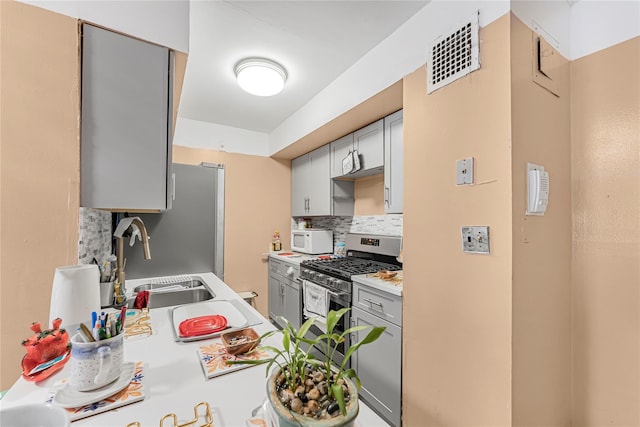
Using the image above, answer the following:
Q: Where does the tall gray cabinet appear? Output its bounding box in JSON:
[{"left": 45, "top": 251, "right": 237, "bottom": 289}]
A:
[
  {"left": 384, "top": 110, "right": 403, "bottom": 214},
  {"left": 81, "top": 24, "right": 174, "bottom": 211}
]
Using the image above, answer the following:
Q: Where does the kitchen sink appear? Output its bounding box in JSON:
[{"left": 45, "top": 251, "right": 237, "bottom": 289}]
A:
[
  {"left": 128, "top": 278, "right": 215, "bottom": 309},
  {"left": 132, "top": 278, "right": 207, "bottom": 293}
]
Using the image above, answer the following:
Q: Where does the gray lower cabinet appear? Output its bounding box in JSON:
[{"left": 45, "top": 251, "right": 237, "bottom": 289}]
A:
[
  {"left": 81, "top": 24, "right": 174, "bottom": 211},
  {"left": 351, "top": 307, "right": 402, "bottom": 427},
  {"left": 268, "top": 258, "right": 301, "bottom": 330},
  {"left": 351, "top": 281, "right": 402, "bottom": 427}
]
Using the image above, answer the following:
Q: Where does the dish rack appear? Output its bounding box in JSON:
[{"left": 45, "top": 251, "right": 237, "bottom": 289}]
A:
[
  {"left": 148, "top": 275, "right": 196, "bottom": 292},
  {"left": 126, "top": 401, "right": 213, "bottom": 427}
]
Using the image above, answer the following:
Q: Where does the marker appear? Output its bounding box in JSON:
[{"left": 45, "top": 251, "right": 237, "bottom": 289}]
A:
[
  {"left": 120, "top": 306, "right": 127, "bottom": 327},
  {"left": 93, "top": 320, "right": 101, "bottom": 341}
]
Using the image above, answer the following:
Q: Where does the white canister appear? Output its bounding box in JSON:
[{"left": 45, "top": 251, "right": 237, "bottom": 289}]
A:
[
  {"left": 49, "top": 264, "right": 101, "bottom": 330},
  {"left": 297, "top": 220, "right": 307, "bottom": 230}
]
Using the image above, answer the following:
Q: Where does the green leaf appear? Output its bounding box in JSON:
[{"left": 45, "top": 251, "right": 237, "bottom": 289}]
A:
[
  {"left": 326, "top": 308, "right": 350, "bottom": 334},
  {"left": 282, "top": 329, "right": 290, "bottom": 352},
  {"left": 342, "top": 325, "right": 368, "bottom": 336},
  {"left": 331, "top": 383, "right": 347, "bottom": 416},
  {"left": 341, "top": 369, "right": 361, "bottom": 389},
  {"left": 258, "top": 329, "right": 279, "bottom": 340},
  {"left": 342, "top": 326, "right": 385, "bottom": 366},
  {"left": 359, "top": 326, "right": 386, "bottom": 345},
  {"left": 225, "top": 358, "right": 269, "bottom": 366},
  {"left": 297, "top": 317, "right": 315, "bottom": 339}
]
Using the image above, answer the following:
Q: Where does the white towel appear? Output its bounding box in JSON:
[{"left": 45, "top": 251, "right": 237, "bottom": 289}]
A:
[{"left": 303, "top": 280, "right": 329, "bottom": 333}]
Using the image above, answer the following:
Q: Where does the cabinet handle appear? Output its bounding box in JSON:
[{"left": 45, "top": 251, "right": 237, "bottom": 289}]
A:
[
  {"left": 384, "top": 186, "right": 389, "bottom": 205},
  {"left": 363, "top": 298, "right": 384, "bottom": 310},
  {"left": 172, "top": 173, "right": 176, "bottom": 201}
]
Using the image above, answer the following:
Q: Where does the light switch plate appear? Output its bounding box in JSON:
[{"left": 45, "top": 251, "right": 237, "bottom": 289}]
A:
[
  {"left": 462, "top": 226, "right": 490, "bottom": 254},
  {"left": 456, "top": 157, "right": 474, "bottom": 185}
]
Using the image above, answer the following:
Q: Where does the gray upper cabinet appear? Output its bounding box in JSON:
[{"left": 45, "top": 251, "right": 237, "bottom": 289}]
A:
[
  {"left": 329, "top": 134, "right": 354, "bottom": 178},
  {"left": 353, "top": 119, "right": 384, "bottom": 174},
  {"left": 330, "top": 119, "right": 384, "bottom": 179},
  {"left": 384, "top": 110, "right": 403, "bottom": 214},
  {"left": 81, "top": 24, "right": 174, "bottom": 211},
  {"left": 292, "top": 145, "right": 353, "bottom": 216}
]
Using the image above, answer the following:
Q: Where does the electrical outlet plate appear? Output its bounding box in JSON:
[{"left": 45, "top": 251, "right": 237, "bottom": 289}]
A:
[
  {"left": 456, "top": 157, "right": 474, "bottom": 185},
  {"left": 462, "top": 226, "right": 490, "bottom": 254}
]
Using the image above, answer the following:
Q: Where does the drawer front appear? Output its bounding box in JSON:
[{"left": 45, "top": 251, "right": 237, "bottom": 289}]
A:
[
  {"left": 269, "top": 258, "right": 284, "bottom": 275},
  {"left": 352, "top": 282, "right": 402, "bottom": 327}
]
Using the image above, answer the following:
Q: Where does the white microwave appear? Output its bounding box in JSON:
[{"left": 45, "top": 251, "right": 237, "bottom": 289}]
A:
[{"left": 291, "top": 229, "right": 333, "bottom": 254}]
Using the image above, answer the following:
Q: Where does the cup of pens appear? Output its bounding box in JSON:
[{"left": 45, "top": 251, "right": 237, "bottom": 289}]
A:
[{"left": 69, "top": 309, "right": 126, "bottom": 391}]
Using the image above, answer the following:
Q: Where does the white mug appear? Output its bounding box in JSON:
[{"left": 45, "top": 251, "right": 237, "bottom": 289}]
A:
[
  {"left": 69, "top": 331, "right": 124, "bottom": 391},
  {"left": 49, "top": 264, "right": 101, "bottom": 330}
]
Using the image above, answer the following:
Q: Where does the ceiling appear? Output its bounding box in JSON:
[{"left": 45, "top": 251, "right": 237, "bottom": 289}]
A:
[{"left": 178, "top": 1, "right": 429, "bottom": 134}]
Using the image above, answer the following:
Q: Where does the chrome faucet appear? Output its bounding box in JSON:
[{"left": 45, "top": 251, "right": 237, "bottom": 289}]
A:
[{"left": 114, "top": 217, "right": 151, "bottom": 297}]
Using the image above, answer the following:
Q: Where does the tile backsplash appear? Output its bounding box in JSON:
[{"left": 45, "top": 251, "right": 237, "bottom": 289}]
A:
[
  {"left": 292, "top": 214, "right": 403, "bottom": 244},
  {"left": 78, "top": 207, "right": 112, "bottom": 264}
]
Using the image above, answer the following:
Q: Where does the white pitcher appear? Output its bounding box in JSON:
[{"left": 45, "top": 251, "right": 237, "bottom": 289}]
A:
[{"left": 49, "top": 264, "right": 100, "bottom": 329}]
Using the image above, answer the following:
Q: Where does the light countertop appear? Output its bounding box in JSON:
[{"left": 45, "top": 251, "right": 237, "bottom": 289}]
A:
[
  {"left": 268, "top": 251, "right": 330, "bottom": 266},
  {"left": 0, "top": 272, "right": 390, "bottom": 427},
  {"left": 352, "top": 271, "right": 403, "bottom": 297}
]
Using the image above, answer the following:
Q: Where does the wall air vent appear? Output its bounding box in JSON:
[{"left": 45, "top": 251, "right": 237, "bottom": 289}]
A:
[{"left": 427, "top": 11, "right": 480, "bottom": 94}]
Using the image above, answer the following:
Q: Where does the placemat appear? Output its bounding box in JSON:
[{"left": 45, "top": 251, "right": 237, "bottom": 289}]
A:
[
  {"left": 197, "top": 341, "right": 271, "bottom": 379},
  {"left": 47, "top": 361, "right": 145, "bottom": 421}
]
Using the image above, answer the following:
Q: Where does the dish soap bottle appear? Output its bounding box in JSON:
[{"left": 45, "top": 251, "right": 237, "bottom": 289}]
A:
[{"left": 272, "top": 230, "right": 282, "bottom": 252}]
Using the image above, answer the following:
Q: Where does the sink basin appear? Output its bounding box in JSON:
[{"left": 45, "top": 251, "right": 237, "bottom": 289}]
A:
[
  {"left": 128, "top": 278, "right": 215, "bottom": 309},
  {"left": 132, "top": 278, "right": 206, "bottom": 293}
]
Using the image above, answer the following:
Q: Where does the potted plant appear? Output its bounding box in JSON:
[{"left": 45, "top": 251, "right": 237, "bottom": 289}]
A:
[{"left": 228, "top": 308, "right": 385, "bottom": 426}]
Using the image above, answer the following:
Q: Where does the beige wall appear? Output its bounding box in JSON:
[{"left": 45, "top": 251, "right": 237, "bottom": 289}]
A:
[
  {"left": 173, "top": 146, "right": 291, "bottom": 318},
  {"left": 510, "top": 15, "right": 572, "bottom": 425},
  {"left": 402, "top": 15, "right": 514, "bottom": 425},
  {"left": 354, "top": 174, "right": 384, "bottom": 215},
  {"left": 0, "top": 1, "right": 80, "bottom": 389},
  {"left": 571, "top": 37, "right": 640, "bottom": 426}
]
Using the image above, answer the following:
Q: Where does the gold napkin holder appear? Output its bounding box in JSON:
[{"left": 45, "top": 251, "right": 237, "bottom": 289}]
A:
[{"left": 126, "top": 401, "right": 213, "bottom": 427}]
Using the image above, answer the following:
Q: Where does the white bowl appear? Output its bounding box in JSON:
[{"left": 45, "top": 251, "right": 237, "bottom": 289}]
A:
[{"left": 0, "top": 403, "right": 70, "bottom": 427}]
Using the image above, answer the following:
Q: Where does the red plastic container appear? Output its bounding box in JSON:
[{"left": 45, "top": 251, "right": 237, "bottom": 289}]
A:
[{"left": 178, "top": 315, "right": 228, "bottom": 337}]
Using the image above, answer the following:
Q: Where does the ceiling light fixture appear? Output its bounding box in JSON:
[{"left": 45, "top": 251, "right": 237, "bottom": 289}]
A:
[{"left": 234, "top": 58, "right": 287, "bottom": 97}]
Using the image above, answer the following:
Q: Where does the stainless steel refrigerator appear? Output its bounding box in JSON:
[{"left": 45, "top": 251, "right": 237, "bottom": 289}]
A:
[{"left": 122, "top": 163, "right": 225, "bottom": 280}]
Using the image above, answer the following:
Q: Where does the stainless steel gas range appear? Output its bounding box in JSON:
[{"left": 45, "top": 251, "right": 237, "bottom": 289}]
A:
[{"left": 300, "top": 233, "right": 402, "bottom": 366}]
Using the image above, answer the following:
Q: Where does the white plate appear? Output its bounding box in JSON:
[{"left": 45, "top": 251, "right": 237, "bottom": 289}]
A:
[
  {"left": 171, "top": 300, "right": 249, "bottom": 342},
  {"left": 53, "top": 362, "right": 135, "bottom": 408}
]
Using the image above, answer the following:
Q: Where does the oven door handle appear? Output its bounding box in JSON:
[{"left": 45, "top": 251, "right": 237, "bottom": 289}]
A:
[{"left": 327, "top": 289, "right": 348, "bottom": 298}]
